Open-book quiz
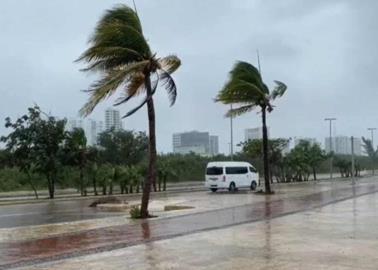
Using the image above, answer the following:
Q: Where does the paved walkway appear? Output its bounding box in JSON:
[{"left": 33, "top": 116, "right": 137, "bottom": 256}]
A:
[
  {"left": 0, "top": 180, "right": 377, "bottom": 269},
  {"left": 22, "top": 190, "right": 378, "bottom": 270}
]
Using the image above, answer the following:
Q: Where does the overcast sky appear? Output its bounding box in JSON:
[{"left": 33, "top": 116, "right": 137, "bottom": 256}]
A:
[{"left": 1, "top": 0, "right": 377, "bottom": 153}]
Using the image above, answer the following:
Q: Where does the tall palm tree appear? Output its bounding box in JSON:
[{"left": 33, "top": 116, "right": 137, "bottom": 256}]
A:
[
  {"left": 76, "top": 5, "right": 181, "bottom": 217},
  {"left": 216, "top": 61, "right": 286, "bottom": 193}
]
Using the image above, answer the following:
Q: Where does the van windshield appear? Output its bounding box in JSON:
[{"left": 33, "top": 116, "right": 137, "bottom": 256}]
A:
[{"left": 206, "top": 167, "right": 223, "bottom": 175}]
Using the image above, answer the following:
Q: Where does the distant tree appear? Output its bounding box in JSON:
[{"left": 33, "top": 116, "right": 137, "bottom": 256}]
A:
[
  {"left": 97, "top": 164, "right": 113, "bottom": 195},
  {"left": 157, "top": 159, "right": 177, "bottom": 191},
  {"left": 362, "top": 137, "right": 378, "bottom": 175},
  {"left": 97, "top": 129, "right": 148, "bottom": 166},
  {"left": 62, "top": 128, "right": 89, "bottom": 196},
  {"left": 77, "top": 4, "right": 181, "bottom": 218},
  {"left": 308, "top": 143, "right": 327, "bottom": 180},
  {"left": 240, "top": 138, "right": 289, "bottom": 183},
  {"left": 124, "top": 165, "right": 142, "bottom": 194},
  {"left": 216, "top": 61, "right": 287, "bottom": 193},
  {"left": 0, "top": 149, "right": 12, "bottom": 169},
  {"left": 1, "top": 112, "right": 39, "bottom": 198},
  {"left": 2, "top": 106, "right": 67, "bottom": 198}
]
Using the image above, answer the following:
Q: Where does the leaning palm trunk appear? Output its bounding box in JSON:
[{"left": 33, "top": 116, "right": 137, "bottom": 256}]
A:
[
  {"left": 261, "top": 106, "right": 272, "bottom": 193},
  {"left": 140, "top": 75, "right": 157, "bottom": 218}
]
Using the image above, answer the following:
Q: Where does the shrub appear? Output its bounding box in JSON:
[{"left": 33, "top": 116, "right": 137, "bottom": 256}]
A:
[{"left": 129, "top": 205, "right": 141, "bottom": 219}]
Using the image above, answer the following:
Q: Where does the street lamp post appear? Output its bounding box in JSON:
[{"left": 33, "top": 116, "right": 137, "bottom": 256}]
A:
[
  {"left": 367, "top": 128, "right": 376, "bottom": 148},
  {"left": 325, "top": 118, "right": 336, "bottom": 179},
  {"left": 367, "top": 127, "right": 376, "bottom": 175},
  {"left": 230, "top": 104, "right": 234, "bottom": 160},
  {"left": 351, "top": 136, "right": 355, "bottom": 185}
]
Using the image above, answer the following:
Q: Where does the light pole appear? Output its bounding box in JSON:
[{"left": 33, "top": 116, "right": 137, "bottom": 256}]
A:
[
  {"left": 230, "top": 104, "right": 234, "bottom": 160},
  {"left": 325, "top": 118, "right": 336, "bottom": 179},
  {"left": 367, "top": 128, "right": 376, "bottom": 175},
  {"left": 351, "top": 136, "right": 355, "bottom": 185}
]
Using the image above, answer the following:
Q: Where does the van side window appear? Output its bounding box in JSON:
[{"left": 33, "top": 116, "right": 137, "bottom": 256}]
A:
[
  {"left": 226, "top": 167, "right": 248, "bottom": 174},
  {"left": 249, "top": 166, "right": 257, "bottom": 173},
  {"left": 206, "top": 167, "right": 223, "bottom": 175}
]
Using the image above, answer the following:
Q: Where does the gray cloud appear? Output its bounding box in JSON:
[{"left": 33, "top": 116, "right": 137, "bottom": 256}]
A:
[{"left": 1, "top": 0, "right": 378, "bottom": 153}]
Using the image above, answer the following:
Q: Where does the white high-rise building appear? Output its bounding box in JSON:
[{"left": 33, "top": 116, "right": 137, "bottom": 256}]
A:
[
  {"left": 66, "top": 118, "right": 103, "bottom": 146},
  {"left": 294, "top": 137, "right": 319, "bottom": 147},
  {"left": 325, "top": 136, "right": 362, "bottom": 156},
  {"left": 87, "top": 119, "right": 104, "bottom": 146},
  {"left": 105, "top": 108, "right": 122, "bottom": 131},
  {"left": 172, "top": 131, "right": 219, "bottom": 156},
  {"left": 209, "top": 135, "right": 219, "bottom": 156},
  {"left": 244, "top": 127, "right": 270, "bottom": 141}
]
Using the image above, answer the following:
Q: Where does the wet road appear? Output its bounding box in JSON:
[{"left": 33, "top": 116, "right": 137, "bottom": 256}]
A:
[
  {"left": 0, "top": 199, "right": 125, "bottom": 229},
  {"left": 0, "top": 181, "right": 377, "bottom": 269},
  {"left": 0, "top": 186, "right": 204, "bottom": 228}
]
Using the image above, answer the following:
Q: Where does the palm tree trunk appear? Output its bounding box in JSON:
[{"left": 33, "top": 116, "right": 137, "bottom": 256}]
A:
[
  {"left": 261, "top": 106, "right": 272, "bottom": 193},
  {"left": 140, "top": 75, "right": 157, "bottom": 218}
]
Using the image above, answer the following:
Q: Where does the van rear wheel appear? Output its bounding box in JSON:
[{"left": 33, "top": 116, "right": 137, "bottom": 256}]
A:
[
  {"left": 250, "top": 181, "right": 257, "bottom": 191},
  {"left": 229, "top": 182, "right": 236, "bottom": 192},
  {"left": 210, "top": 188, "right": 218, "bottom": 192}
]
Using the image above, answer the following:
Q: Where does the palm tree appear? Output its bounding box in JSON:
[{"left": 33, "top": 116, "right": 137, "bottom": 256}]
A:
[
  {"left": 362, "top": 137, "right": 378, "bottom": 175},
  {"left": 216, "top": 61, "right": 287, "bottom": 193},
  {"left": 76, "top": 5, "right": 181, "bottom": 217}
]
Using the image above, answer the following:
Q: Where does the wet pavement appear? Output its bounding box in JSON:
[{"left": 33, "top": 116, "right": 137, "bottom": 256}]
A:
[
  {"left": 0, "top": 179, "right": 377, "bottom": 269},
  {"left": 20, "top": 190, "right": 378, "bottom": 270}
]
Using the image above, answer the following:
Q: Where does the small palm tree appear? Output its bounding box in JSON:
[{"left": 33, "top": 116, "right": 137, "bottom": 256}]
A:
[
  {"left": 76, "top": 5, "right": 181, "bottom": 217},
  {"left": 216, "top": 61, "right": 287, "bottom": 193}
]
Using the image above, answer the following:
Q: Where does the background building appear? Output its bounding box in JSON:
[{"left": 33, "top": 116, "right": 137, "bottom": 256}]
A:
[
  {"left": 294, "top": 137, "right": 319, "bottom": 147},
  {"left": 66, "top": 118, "right": 103, "bottom": 146},
  {"left": 325, "top": 136, "right": 362, "bottom": 156},
  {"left": 105, "top": 108, "right": 122, "bottom": 131},
  {"left": 209, "top": 135, "right": 219, "bottom": 156},
  {"left": 244, "top": 127, "right": 270, "bottom": 141},
  {"left": 173, "top": 131, "right": 219, "bottom": 156}
]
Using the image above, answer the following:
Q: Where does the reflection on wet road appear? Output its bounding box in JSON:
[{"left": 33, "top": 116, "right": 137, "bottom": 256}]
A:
[{"left": 0, "top": 181, "right": 377, "bottom": 269}]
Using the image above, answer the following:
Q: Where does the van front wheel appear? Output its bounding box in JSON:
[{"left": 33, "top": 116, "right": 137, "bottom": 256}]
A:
[
  {"left": 229, "top": 182, "right": 236, "bottom": 192},
  {"left": 210, "top": 188, "right": 218, "bottom": 192}
]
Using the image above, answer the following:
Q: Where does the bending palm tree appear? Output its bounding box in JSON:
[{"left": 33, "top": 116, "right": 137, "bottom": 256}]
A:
[
  {"left": 216, "top": 61, "right": 286, "bottom": 193},
  {"left": 77, "top": 5, "right": 181, "bottom": 217}
]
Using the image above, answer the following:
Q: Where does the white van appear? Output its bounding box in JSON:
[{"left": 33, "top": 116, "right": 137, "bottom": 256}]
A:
[{"left": 205, "top": 161, "right": 259, "bottom": 192}]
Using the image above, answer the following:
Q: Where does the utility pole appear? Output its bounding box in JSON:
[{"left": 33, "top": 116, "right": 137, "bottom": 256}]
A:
[
  {"left": 367, "top": 127, "right": 376, "bottom": 175},
  {"left": 351, "top": 136, "right": 355, "bottom": 185},
  {"left": 325, "top": 118, "right": 336, "bottom": 179},
  {"left": 367, "top": 128, "right": 376, "bottom": 148},
  {"left": 230, "top": 104, "right": 234, "bottom": 160}
]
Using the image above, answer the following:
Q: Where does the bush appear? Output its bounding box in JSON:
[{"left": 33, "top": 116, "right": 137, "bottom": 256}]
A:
[{"left": 129, "top": 205, "right": 141, "bottom": 219}]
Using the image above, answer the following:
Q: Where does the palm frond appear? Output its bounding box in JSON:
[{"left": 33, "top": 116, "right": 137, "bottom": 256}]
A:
[
  {"left": 77, "top": 47, "right": 144, "bottom": 72},
  {"left": 77, "top": 5, "right": 151, "bottom": 72},
  {"left": 114, "top": 72, "right": 159, "bottom": 106},
  {"left": 270, "top": 80, "right": 287, "bottom": 100},
  {"left": 216, "top": 79, "right": 266, "bottom": 105},
  {"left": 230, "top": 61, "right": 267, "bottom": 94},
  {"left": 99, "top": 4, "right": 143, "bottom": 34},
  {"left": 159, "top": 69, "right": 177, "bottom": 106},
  {"left": 158, "top": 55, "right": 181, "bottom": 74},
  {"left": 80, "top": 69, "right": 131, "bottom": 116},
  {"left": 122, "top": 82, "right": 158, "bottom": 118},
  {"left": 225, "top": 105, "right": 257, "bottom": 117}
]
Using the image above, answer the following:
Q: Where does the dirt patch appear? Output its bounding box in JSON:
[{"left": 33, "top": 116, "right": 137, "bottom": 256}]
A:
[
  {"left": 89, "top": 197, "right": 123, "bottom": 207},
  {"left": 164, "top": 205, "right": 195, "bottom": 211}
]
